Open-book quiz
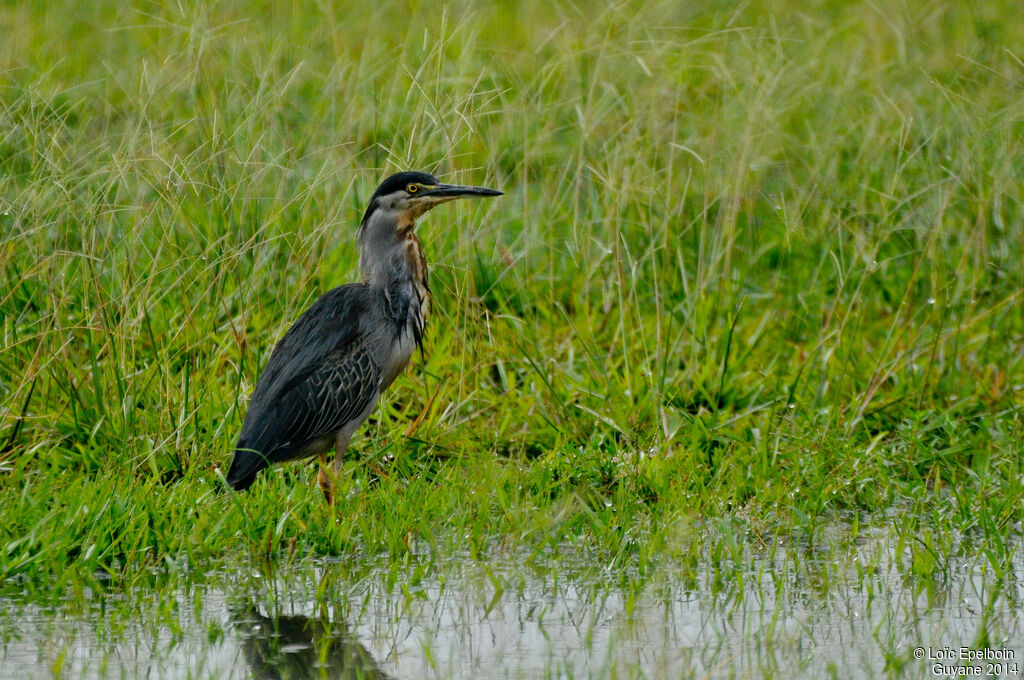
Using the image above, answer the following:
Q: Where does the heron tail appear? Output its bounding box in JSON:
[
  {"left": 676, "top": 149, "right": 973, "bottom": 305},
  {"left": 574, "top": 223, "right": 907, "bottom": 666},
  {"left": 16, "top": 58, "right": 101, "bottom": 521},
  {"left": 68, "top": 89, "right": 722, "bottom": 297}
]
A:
[{"left": 226, "top": 443, "right": 269, "bottom": 491}]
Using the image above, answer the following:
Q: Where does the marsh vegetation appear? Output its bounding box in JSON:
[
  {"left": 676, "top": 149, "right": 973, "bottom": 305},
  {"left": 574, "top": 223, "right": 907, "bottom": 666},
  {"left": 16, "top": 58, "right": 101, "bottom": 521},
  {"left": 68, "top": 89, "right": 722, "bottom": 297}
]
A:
[{"left": 1, "top": 0, "right": 1022, "bottom": 677}]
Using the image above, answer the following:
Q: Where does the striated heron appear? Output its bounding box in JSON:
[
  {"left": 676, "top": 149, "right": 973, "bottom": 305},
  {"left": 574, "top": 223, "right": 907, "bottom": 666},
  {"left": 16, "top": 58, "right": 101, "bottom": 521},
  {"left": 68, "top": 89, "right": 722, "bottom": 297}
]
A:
[{"left": 226, "top": 171, "right": 502, "bottom": 502}]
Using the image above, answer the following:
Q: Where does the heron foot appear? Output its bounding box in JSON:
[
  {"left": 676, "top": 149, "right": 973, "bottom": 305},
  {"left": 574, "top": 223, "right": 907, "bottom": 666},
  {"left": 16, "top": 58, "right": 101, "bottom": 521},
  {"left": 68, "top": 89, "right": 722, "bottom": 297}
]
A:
[{"left": 317, "top": 454, "right": 336, "bottom": 506}]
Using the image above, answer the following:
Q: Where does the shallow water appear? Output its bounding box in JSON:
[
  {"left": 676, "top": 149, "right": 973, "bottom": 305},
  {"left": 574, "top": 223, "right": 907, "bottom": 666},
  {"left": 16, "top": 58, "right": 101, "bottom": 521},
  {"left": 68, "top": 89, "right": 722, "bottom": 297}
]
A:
[{"left": 1, "top": 530, "right": 1022, "bottom": 679}]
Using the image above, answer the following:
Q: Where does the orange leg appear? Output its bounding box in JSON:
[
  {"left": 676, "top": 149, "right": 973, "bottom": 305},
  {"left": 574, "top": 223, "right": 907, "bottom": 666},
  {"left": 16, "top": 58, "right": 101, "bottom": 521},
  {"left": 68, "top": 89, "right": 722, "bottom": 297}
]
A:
[
  {"left": 317, "top": 452, "right": 334, "bottom": 505},
  {"left": 317, "top": 433, "right": 352, "bottom": 506}
]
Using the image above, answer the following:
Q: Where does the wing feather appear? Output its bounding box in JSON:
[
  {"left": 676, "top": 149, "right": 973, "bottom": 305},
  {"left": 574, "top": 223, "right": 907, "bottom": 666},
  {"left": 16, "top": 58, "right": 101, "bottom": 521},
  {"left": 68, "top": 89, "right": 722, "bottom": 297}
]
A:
[{"left": 226, "top": 284, "right": 381, "bottom": 490}]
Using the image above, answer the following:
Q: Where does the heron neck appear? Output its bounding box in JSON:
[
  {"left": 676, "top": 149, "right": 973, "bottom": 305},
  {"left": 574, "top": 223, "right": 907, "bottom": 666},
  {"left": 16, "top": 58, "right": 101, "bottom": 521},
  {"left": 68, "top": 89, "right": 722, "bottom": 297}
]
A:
[{"left": 358, "top": 220, "right": 428, "bottom": 295}]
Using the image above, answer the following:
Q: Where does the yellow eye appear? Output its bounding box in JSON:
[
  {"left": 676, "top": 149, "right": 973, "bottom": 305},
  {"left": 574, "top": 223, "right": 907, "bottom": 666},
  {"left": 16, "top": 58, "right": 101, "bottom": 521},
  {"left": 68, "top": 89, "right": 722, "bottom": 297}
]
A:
[{"left": 407, "top": 184, "right": 419, "bottom": 193}]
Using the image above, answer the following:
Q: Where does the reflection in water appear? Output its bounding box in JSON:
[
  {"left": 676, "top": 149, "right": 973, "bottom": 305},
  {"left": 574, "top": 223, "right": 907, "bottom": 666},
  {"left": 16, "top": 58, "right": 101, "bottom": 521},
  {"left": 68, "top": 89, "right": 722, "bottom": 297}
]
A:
[
  {"left": 231, "top": 603, "right": 391, "bottom": 680},
  {"left": 0, "top": 532, "right": 1022, "bottom": 679}
]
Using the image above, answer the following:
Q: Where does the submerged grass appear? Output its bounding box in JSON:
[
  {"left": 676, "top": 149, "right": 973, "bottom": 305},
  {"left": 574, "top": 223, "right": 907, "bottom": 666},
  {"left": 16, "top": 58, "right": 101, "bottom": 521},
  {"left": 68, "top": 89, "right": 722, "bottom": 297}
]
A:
[{"left": 1, "top": 0, "right": 1022, "bottom": 602}]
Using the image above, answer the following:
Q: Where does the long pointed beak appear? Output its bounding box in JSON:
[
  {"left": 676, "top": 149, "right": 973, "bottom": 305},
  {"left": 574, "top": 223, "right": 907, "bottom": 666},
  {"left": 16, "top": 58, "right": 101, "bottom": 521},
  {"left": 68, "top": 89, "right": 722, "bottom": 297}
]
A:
[{"left": 422, "top": 183, "right": 503, "bottom": 199}]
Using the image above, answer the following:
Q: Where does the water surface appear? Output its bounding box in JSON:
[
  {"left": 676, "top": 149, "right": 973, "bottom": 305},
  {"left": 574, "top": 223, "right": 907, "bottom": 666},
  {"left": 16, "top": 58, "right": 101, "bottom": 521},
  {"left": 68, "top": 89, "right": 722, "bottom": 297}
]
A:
[{"left": 2, "top": 529, "right": 1021, "bottom": 679}]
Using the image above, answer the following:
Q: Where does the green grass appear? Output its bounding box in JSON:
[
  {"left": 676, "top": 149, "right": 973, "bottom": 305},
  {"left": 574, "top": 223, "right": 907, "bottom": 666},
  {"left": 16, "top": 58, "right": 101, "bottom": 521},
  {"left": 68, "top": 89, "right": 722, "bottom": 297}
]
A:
[{"left": 1, "top": 0, "right": 1022, "bottom": 603}]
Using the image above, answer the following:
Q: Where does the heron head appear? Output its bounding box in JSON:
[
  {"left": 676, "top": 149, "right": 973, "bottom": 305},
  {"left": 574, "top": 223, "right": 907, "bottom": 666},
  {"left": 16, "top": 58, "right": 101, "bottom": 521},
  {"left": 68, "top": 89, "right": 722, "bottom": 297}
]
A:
[{"left": 359, "top": 171, "right": 503, "bottom": 233}]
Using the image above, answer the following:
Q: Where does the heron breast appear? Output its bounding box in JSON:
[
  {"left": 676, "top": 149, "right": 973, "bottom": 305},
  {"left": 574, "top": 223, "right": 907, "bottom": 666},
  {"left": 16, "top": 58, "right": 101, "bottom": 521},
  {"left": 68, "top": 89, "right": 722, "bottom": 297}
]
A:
[{"left": 380, "top": 323, "right": 417, "bottom": 388}]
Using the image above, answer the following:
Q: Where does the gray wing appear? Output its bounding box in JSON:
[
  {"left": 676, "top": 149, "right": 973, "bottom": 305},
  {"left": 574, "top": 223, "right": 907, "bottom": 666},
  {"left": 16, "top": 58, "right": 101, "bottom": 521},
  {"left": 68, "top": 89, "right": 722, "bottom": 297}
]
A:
[{"left": 226, "top": 284, "right": 381, "bottom": 490}]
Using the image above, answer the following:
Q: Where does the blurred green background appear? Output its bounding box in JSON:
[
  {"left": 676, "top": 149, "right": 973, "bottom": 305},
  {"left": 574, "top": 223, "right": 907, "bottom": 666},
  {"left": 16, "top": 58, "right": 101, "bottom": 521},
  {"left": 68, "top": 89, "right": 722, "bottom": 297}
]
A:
[{"left": 0, "top": 0, "right": 1021, "bottom": 578}]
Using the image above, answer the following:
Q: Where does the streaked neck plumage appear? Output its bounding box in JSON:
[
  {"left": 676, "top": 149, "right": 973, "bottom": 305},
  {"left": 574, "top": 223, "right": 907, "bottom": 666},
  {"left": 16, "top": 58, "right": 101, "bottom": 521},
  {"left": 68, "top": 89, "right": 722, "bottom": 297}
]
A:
[{"left": 357, "top": 207, "right": 431, "bottom": 348}]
